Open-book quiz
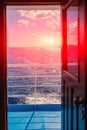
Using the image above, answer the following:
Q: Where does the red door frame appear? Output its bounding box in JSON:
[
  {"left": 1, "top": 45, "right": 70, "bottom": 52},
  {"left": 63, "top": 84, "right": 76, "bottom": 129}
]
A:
[
  {"left": 61, "top": 0, "right": 87, "bottom": 130},
  {"left": 0, "top": 0, "right": 68, "bottom": 130}
]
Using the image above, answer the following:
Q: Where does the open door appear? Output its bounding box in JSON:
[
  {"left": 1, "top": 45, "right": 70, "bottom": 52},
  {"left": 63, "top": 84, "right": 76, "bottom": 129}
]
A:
[{"left": 61, "top": 0, "right": 87, "bottom": 130}]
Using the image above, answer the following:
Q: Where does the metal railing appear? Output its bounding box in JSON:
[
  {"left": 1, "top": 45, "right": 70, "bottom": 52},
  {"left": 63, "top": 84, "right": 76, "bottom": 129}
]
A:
[{"left": 7, "top": 64, "right": 61, "bottom": 105}]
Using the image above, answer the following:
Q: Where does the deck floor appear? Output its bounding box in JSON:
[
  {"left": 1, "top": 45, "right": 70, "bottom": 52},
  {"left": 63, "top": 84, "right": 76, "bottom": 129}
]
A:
[{"left": 8, "top": 111, "right": 61, "bottom": 130}]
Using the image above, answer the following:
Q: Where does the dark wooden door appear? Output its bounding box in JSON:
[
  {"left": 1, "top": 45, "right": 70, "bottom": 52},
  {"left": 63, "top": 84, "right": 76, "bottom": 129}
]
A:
[{"left": 61, "top": 0, "right": 86, "bottom": 130}]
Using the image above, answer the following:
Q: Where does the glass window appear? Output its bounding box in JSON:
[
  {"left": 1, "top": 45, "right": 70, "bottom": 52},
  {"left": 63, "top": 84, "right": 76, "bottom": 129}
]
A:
[{"left": 67, "top": 6, "right": 78, "bottom": 76}]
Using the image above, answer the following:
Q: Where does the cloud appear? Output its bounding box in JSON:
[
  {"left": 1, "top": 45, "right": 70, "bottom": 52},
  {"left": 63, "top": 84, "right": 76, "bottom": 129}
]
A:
[
  {"left": 68, "top": 21, "right": 78, "bottom": 35},
  {"left": 68, "top": 21, "right": 77, "bottom": 30},
  {"left": 31, "top": 23, "right": 36, "bottom": 26},
  {"left": 18, "top": 19, "right": 29, "bottom": 26},
  {"left": 47, "top": 19, "right": 60, "bottom": 31},
  {"left": 18, "top": 10, "right": 60, "bottom": 20},
  {"left": 17, "top": 10, "right": 60, "bottom": 31},
  {"left": 67, "top": 21, "right": 78, "bottom": 45}
]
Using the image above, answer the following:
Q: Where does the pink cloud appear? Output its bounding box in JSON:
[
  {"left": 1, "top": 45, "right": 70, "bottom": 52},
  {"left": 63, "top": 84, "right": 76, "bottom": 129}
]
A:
[
  {"left": 18, "top": 10, "right": 59, "bottom": 19},
  {"left": 67, "top": 21, "right": 78, "bottom": 45},
  {"left": 17, "top": 10, "right": 60, "bottom": 31},
  {"left": 18, "top": 19, "right": 29, "bottom": 26},
  {"left": 68, "top": 21, "right": 78, "bottom": 30}
]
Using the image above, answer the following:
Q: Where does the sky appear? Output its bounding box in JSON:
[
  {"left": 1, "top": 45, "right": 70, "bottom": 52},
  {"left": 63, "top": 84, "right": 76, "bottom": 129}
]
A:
[{"left": 6, "top": 6, "right": 78, "bottom": 48}]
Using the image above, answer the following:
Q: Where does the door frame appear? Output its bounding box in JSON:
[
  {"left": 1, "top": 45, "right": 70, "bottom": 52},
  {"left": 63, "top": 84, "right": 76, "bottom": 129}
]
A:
[
  {"left": 61, "top": 0, "right": 87, "bottom": 130},
  {"left": 61, "top": 1, "right": 79, "bottom": 130},
  {"left": 0, "top": 0, "right": 68, "bottom": 130}
]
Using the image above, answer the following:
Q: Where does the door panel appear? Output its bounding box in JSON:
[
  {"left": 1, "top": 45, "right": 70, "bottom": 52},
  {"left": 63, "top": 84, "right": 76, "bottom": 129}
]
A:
[
  {"left": 68, "top": 87, "right": 73, "bottom": 130},
  {"left": 73, "top": 104, "right": 78, "bottom": 130},
  {"left": 65, "top": 86, "right": 68, "bottom": 130},
  {"left": 61, "top": 0, "right": 86, "bottom": 130},
  {"left": 67, "top": 5, "right": 78, "bottom": 77},
  {"left": 78, "top": 105, "right": 85, "bottom": 130},
  {"left": 62, "top": 71, "right": 78, "bottom": 130}
]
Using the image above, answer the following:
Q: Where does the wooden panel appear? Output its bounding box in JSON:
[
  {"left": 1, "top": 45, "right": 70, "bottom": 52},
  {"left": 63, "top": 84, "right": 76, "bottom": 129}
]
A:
[
  {"left": 73, "top": 104, "right": 78, "bottom": 130},
  {"left": 61, "top": 10, "right": 67, "bottom": 70},
  {"left": 68, "top": 87, "right": 73, "bottom": 130},
  {"left": 62, "top": 71, "right": 78, "bottom": 87},
  {"left": 4, "top": 0, "right": 67, "bottom": 5},
  {"left": 0, "top": 3, "right": 7, "bottom": 130},
  {"left": 65, "top": 86, "right": 68, "bottom": 130},
  {"left": 61, "top": 80, "right": 65, "bottom": 130},
  {"left": 85, "top": 0, "right": 87, "bottom": 129}
]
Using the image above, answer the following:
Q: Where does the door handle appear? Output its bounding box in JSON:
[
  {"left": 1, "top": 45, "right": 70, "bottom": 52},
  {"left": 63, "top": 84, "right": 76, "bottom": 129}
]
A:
[
  {"left": 73, "top": 97, "right": 79, "bottom": 106},
  {"left": 79, "top": 97, "right": 85, "bottom": 106},
  {"left": 73, "top": 97, "right": 86, "bottom": 106}
]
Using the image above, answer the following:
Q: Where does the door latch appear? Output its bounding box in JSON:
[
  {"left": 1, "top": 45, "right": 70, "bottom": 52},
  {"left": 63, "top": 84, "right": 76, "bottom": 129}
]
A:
[
  {"left": 79, "top": 97, "right": 85, "bottom": 106},
  {"left": 73, "top": 97, "right": 86, "bottom": 106},
  {"left": 73, "top": 97, "right": 79, "bottom": 106}
]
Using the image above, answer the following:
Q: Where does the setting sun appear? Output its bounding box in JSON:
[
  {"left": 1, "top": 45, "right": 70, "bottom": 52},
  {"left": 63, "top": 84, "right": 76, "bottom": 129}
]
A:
[
  {"left": 45, "top": 37, "right": 55, "bottom": 44},
  {"left": 7, "top": 7, "right": 61, "bottom": 47},
  {"left": 44, "top": 37, "right": 56, "bottom": 45},
  {"left": 43, "top": 36, "right": 61, "bottom": 48}
]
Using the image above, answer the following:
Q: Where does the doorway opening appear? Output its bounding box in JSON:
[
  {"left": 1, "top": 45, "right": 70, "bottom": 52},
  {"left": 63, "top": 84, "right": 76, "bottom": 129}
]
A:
[{"left": 7, "top": 5, "right": 61, "bottom": 130}]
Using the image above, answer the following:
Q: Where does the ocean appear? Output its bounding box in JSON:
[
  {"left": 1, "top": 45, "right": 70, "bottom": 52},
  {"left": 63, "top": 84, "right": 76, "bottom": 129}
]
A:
[{"left": 7, "top": 47, "right": 61, "bottom": 104}]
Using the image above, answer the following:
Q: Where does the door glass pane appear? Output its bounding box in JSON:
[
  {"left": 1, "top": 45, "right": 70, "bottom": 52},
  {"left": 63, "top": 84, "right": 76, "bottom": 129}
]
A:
[{"left": 67, "top": 6, "right": 78, "bottom": 76}]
